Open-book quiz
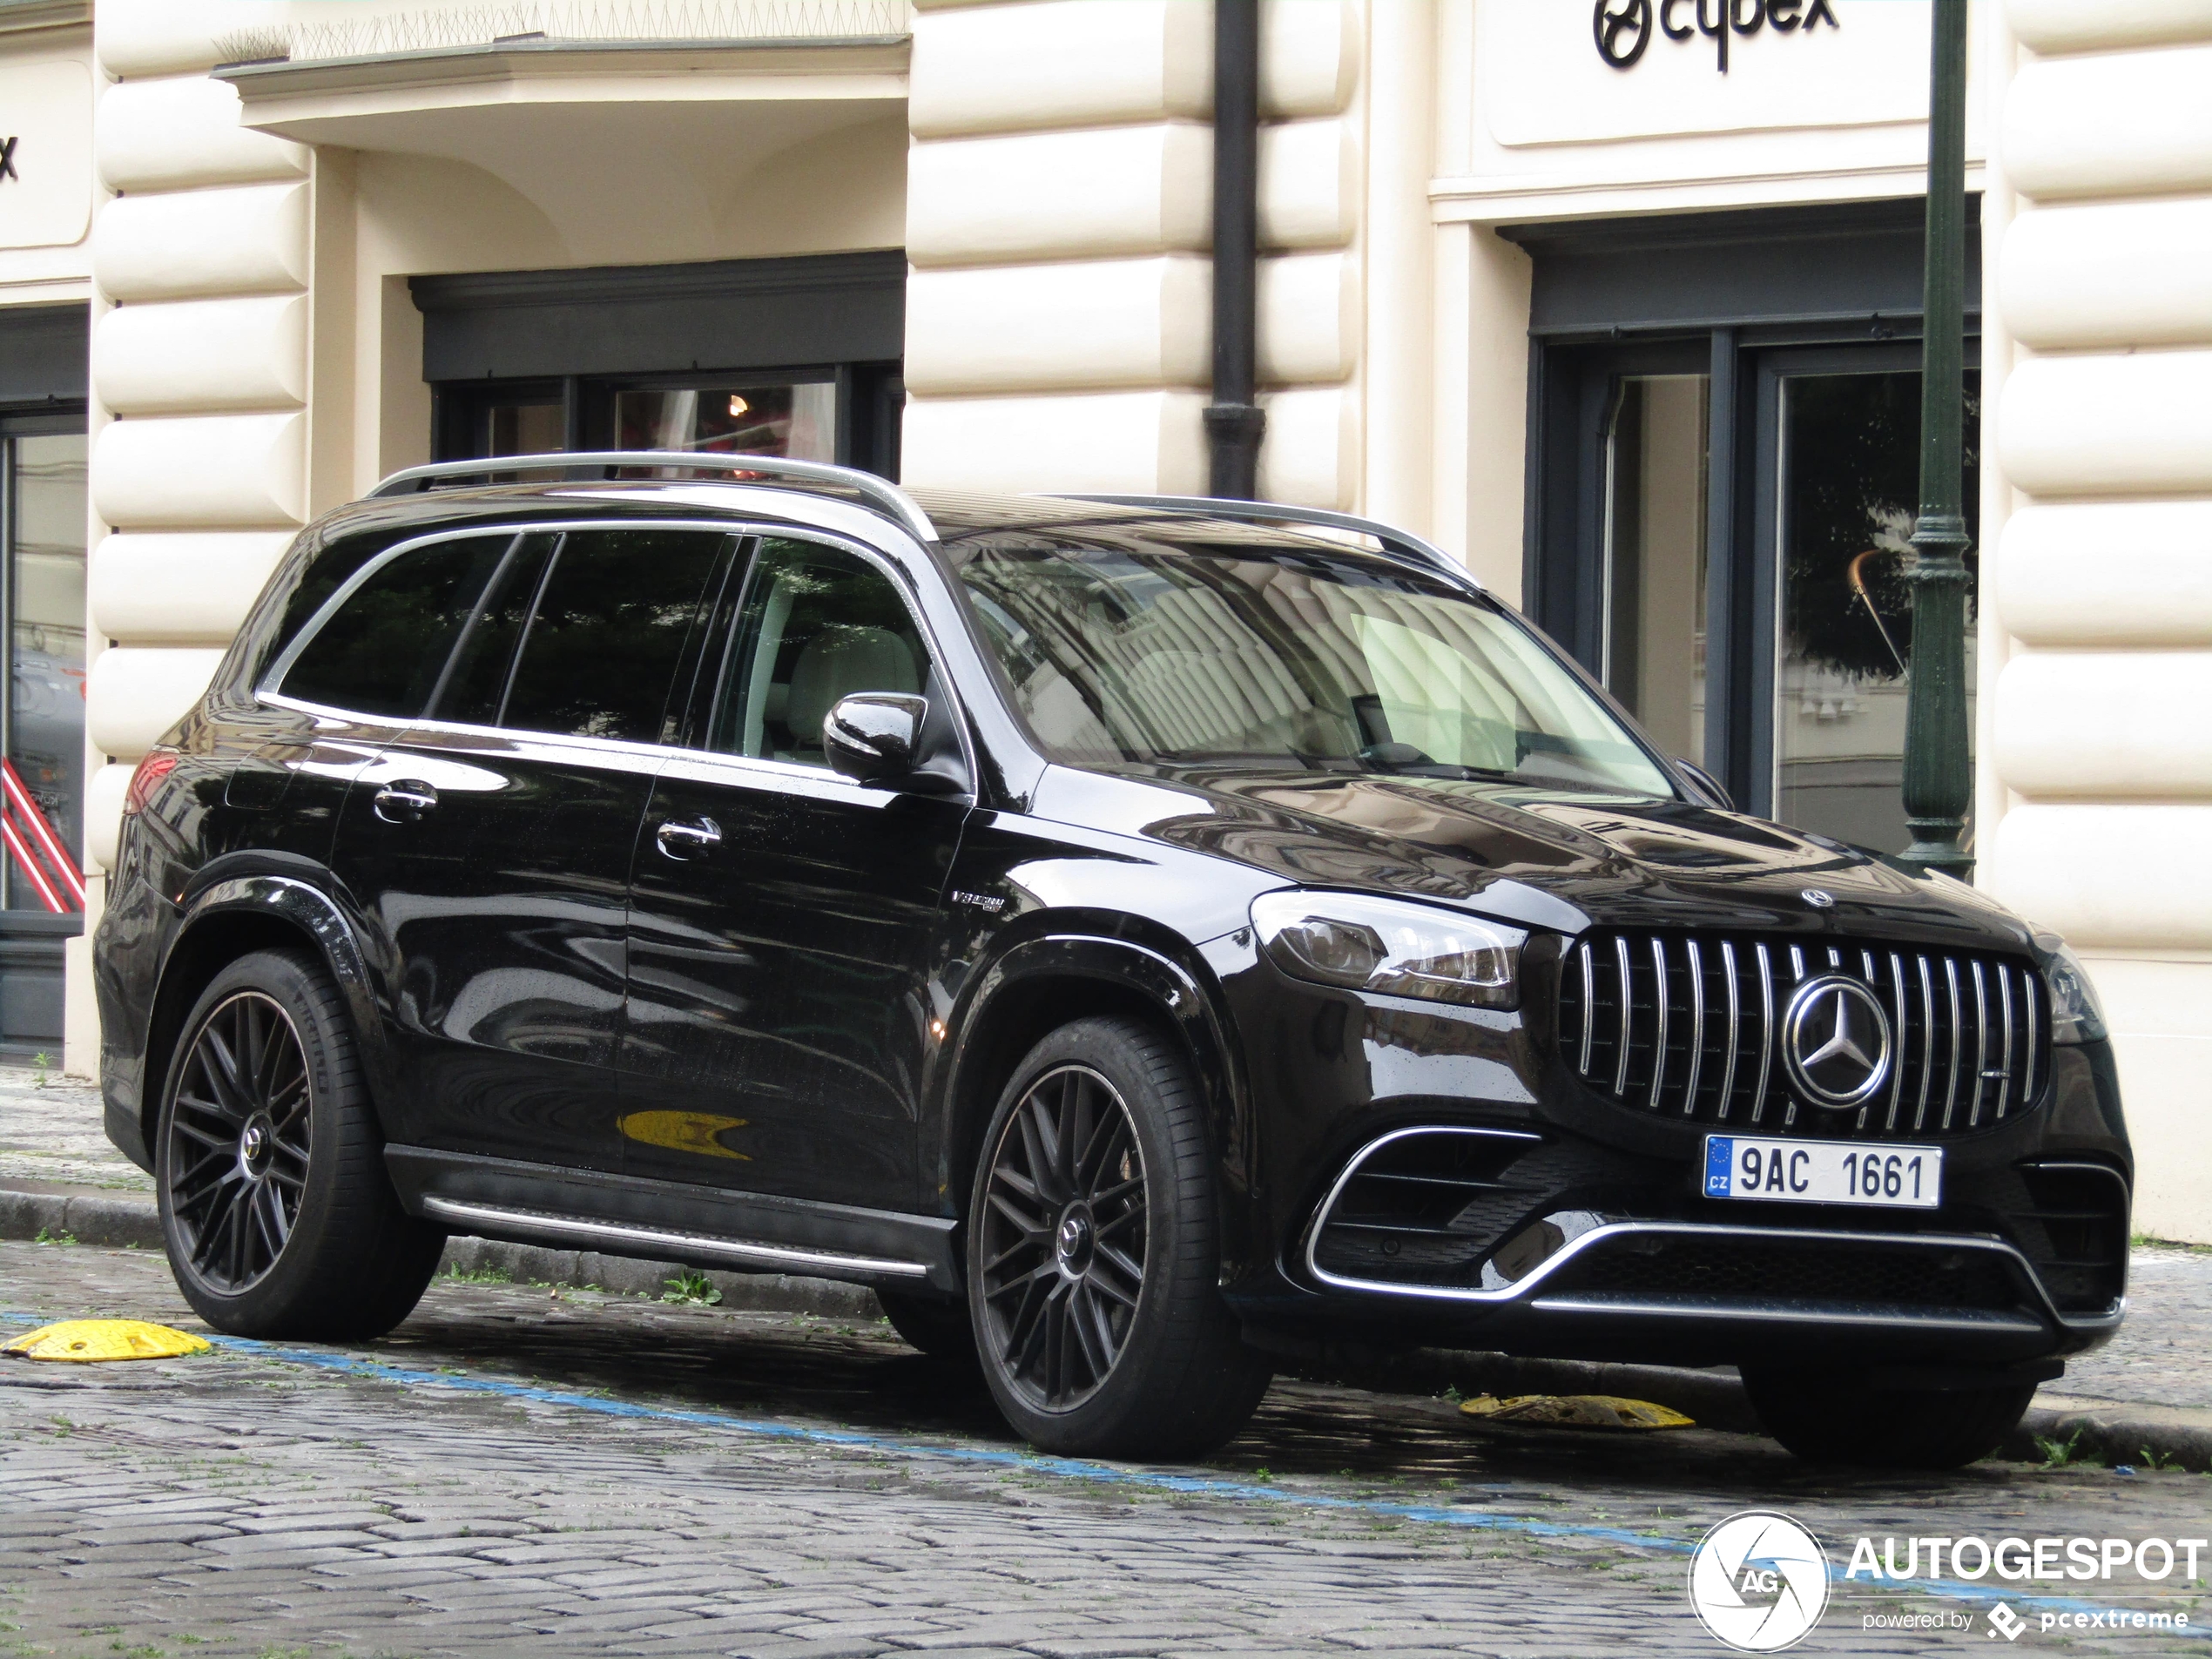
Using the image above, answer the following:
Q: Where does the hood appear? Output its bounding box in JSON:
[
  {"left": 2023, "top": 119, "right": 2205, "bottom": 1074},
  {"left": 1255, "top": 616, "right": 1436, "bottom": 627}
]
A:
[{"left": 1042, "top": 765, "right": 2033, "bottom": 952}]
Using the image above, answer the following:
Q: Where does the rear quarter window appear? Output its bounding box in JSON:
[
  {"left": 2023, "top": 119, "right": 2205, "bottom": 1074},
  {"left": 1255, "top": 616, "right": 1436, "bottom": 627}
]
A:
[{"left": 277, "top": 533, "right": 516, "bottom": 720}]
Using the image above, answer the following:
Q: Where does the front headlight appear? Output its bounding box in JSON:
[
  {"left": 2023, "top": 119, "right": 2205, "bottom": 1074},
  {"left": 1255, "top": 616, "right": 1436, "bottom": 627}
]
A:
[
  {"left": 2034, "top": 930, "right": 2108, "bottom": 1045},
  {"left": 1251, "top": 890, "right": 1525, "bottom": 1010}
]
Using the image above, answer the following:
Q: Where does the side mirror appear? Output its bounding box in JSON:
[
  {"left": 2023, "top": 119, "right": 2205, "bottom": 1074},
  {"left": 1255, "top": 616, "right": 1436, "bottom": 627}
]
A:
[
  {"left": 1675, "top": 758, "right": 1735, "bottom": 813},
  {"left": 824, "top": 693, "right": 927, "bottom": 786}
]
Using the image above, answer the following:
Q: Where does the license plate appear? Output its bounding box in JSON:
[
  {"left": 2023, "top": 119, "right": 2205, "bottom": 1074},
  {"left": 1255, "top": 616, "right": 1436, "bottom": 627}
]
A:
[{"left": 1703, "top": 1135, "right": 1942, "bottom": 1209}]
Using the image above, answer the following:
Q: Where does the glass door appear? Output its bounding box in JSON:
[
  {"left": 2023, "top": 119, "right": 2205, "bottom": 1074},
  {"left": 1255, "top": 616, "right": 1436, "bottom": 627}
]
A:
[
  {"left": 1761, "top": 350, "right": 1980, "bottom": 853},
  {"left": 1, "top": 420, "right": 89, "bottom": 908},
  {"left": 1602, "top": 374, "right": 1710, "bottom": 768}
]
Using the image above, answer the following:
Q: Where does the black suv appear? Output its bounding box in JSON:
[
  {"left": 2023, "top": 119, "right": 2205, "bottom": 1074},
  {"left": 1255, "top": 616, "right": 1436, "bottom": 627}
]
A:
[{"left": 96, "top": 455, "right": 2128, "bottom": 1467}]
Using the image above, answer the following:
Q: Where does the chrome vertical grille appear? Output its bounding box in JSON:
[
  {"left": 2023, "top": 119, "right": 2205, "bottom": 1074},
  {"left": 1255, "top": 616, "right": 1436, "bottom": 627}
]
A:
[{"left": 1556, "top": 931, "right": 2052, "bottom": 1140}]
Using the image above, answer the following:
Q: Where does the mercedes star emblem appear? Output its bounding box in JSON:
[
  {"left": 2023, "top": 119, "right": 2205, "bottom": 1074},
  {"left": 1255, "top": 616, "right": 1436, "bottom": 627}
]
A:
[
  {"left": 1801, "top": 888, "right": 1835, "bottom": 909},
  {"left": 1781, "top": 974, "right": 1894, "bottom": 1109}
]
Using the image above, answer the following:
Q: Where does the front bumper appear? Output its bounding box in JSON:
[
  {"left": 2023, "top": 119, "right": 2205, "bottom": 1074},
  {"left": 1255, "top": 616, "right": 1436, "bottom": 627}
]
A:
[
  {"left": 1231, "top": 1211, "right": 2120, "bottom": 1372},
  {"left": 1217, "top": 947, "right": 2132, "bottom": 1372}
]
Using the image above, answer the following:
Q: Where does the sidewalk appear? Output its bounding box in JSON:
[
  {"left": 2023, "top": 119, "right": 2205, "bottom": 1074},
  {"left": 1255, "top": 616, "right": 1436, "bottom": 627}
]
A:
[{"left": 7, "top": 1065, "right": 2209, "bottom": 1468}]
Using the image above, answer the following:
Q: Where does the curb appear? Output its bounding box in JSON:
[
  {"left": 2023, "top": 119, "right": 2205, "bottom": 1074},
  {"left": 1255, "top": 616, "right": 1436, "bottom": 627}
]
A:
[
  {"left": 8, "top": 1182, "right": 2207, "bottom": 1472},
  {"left": 2008, "top": 1396, "right": 2212, "bottom": 1474}
]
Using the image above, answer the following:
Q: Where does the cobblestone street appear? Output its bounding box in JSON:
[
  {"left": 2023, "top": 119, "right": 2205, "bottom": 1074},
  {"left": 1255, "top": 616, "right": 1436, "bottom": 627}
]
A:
[{"left": 3, "top": 1238, "right": 2207, "bottom": 1659}]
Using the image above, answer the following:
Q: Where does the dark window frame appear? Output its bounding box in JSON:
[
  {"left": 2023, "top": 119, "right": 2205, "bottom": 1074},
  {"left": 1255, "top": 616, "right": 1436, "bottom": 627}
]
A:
[{"left": 415, "top": 252, "right": 906, "bottom": 479}]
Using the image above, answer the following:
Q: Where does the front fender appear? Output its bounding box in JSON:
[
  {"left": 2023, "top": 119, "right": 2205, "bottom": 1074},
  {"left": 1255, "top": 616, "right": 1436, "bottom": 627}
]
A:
[{"left": 936, "top": 927, "right": 1261, "bottom": 1283}]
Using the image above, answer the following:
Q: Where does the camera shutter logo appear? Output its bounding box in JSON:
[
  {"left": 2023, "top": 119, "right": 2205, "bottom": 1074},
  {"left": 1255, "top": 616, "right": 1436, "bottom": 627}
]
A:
[
  {"left": 1781, "top": 974, "right": 1892, "bottom": 1109},
  {"left": 1689, "top": 1511, "right": 1831, "bottom": 1652}
]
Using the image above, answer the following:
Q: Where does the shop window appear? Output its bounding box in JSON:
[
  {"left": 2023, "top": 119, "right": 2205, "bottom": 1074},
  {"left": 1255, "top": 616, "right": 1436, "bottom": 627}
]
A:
[
  {"left": 414, "top": 253, "right": 906, "bottom": 478},
  {"left": 1511, "top": 199, "right": 1985, "bottom": 855},
  {"left": 488, "top": 398, "right": 564, "bottom": 457},
  {"left": 1775, "top": 368, "right": 1979, "bottom": 852},
  {"left": 614, "top": 381, "right": 837, "bottom": 463},
  {"left": 3, "top": 422, "right": 87, "bottom": 910},
  {"left": 1603, "top": 375, "right": 1709, "bottom": 767}
]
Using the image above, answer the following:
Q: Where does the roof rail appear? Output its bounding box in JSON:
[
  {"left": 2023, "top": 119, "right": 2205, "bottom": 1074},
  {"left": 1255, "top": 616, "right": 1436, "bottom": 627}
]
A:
[
  {"left": 1047, "top": 494, "right": 1478, "bottom": 589},
  {"left": 367, "top": 451, "right": 938, "bottom": 545}
]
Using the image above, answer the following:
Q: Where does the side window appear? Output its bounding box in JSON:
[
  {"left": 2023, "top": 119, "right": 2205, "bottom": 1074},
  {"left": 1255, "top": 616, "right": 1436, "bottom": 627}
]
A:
[
  {"left": 500, "top": 528, "right": 730, "bottom": 743},
  {"left": 710, "top": 538, "right": 929, "bottom": 767},
  {"left": 423, "top": 533, "right": 557, "bottom": 726},
  {"left": 280, "top": 534, "right": 514, "bottom": 719}
]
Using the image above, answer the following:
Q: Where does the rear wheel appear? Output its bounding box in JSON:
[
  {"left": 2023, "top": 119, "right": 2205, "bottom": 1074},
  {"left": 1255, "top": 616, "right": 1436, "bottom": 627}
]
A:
[
  {"left": 1743, "top": 1366, "right": 2036, "bottom": 1470},
  {"left": 156, "top": 948, "right": 444, "bottom": 1340},
  {"left": 967, "top": 1016, "right": 1271, "bottom": 1459}
]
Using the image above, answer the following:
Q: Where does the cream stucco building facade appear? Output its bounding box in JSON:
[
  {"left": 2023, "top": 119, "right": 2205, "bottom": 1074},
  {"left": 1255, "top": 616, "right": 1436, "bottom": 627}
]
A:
[{"left": 3, "top": 0, "right": 2206, "bottom": 1235}]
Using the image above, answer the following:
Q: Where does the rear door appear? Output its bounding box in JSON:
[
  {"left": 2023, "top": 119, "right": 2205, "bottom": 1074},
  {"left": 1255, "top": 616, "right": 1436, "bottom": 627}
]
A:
[
  {"left": 253, "top": 529, "right": 529, "bottom": 868},
  {"left": 329, "top": 523, "right": 739, "bottom": 1170},
  {"left": 620, "top": 534, "right": 971, "bottom": 1211}
]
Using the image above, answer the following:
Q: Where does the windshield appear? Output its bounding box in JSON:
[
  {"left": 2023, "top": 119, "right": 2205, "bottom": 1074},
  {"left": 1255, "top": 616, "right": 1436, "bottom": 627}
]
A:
[{"left": 952, "top": 538, "right": 1676, "bottom": 797}]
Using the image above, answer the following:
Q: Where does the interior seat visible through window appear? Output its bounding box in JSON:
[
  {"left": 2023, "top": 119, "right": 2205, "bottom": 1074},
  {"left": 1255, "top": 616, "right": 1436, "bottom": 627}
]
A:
[{"left": 711, "top": 538, "right": 928, "bottom": 766}]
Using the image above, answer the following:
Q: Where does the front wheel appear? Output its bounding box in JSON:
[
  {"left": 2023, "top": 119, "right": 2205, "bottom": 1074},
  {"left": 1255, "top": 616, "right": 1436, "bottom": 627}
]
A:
[
  {"left": 156, "top": 948, "right": 445, "bottom": 1340},
  {"left": 1742, "top": 1366, "right": 2037, "bottom": 1470},
  {"left": 967, "top": 1016, "right": 1271, "bottom": 1459}
]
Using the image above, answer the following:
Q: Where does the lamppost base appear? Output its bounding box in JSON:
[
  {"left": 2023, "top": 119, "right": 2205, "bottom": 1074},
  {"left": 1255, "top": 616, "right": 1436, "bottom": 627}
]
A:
[{"left": 1900, "top": 825, "right": 1974, "bottom": 882}]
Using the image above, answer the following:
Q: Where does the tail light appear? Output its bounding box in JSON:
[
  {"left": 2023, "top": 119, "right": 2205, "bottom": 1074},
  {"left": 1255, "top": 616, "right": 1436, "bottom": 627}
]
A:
[{"left": 123, "top": 749, "right": 181, "bottom": 815}]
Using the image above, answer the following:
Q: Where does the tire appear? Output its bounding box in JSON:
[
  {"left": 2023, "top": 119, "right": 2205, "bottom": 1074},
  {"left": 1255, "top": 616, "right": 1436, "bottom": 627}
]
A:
[
  {"left": 155, "top": 948, "right": 445, "bottom": 1341},
  {"left": 878, "top": 1290, "right": 979, "bottom": 1364},
  {"left": 965, "top": 1015, "right": 1271, "bottom": 1459},
  {"left": 1743, "top": 1366, "right": 2037, "bottom": 1470}
]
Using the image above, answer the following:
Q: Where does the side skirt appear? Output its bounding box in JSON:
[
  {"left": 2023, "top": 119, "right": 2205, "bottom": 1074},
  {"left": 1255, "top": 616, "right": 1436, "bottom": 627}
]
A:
[{"left": 385, "top": 1145, "right": 958, "bottom": 1292}]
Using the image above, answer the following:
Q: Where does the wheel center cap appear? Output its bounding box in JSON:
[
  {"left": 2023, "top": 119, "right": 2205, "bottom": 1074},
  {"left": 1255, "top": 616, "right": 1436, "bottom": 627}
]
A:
[
  {"left": 239, "top": 1116, "right": 273, "bottom": 1175},
  {"left": 1054, "top": 1206, "right": 1095, "bottom": 1275}
]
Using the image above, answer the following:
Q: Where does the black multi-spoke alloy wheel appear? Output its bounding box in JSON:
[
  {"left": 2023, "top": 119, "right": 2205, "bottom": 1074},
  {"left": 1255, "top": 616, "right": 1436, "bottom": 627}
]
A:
[
  {"left": 967, "top": 1016, "right": 1271, "bottom": 1458},
  {"left": 1743, "top": 1366, "right": 2038, "bottom": 1470},
  {"left": 157, "top": 948, "right": 444, "bottom": 1339},
  {"left": 165, "top": 987, "right": 312, "bottom": 1294}
]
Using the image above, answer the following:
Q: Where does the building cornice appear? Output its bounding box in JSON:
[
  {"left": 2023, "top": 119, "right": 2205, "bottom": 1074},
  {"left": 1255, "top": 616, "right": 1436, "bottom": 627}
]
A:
[
  {"left": 1432, "top": 160, "right": 1991, "bottom": 227},
  {"left": 0, "top": 0, "right": 91, "bottom": 40},
  {"left": 215, "top": 35, "right": 908, "bottom": 101}
]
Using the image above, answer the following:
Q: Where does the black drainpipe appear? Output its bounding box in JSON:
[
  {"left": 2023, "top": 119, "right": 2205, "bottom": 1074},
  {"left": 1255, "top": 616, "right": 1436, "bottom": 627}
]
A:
[{"left": 1205, "top": 0, "right": 1264, "bottom": 500}]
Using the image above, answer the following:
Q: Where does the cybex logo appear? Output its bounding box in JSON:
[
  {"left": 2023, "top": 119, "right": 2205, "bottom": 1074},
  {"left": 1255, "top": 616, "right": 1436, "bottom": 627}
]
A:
[
  {"left": 0, "top": 136, "right": 18, "bottom": 185},
  {"left": 1593, "top": 0, "right": 1839, "bottom": 74}
]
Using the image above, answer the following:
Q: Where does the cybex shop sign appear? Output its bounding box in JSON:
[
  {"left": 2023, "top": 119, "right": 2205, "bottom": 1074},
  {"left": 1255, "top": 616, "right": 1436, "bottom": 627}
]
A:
[{"left": 1594, "top": 0, "right": 1840, "bottom": 73}]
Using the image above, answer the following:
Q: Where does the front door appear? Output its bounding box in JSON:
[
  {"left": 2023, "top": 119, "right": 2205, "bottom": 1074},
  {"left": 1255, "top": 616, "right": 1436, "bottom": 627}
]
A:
[
  {"left": 329, "top": 523, "right": 738, "bottom": 1170},
  {"left": 622, "top": 535, "right": 969, "bottom": 1211}
]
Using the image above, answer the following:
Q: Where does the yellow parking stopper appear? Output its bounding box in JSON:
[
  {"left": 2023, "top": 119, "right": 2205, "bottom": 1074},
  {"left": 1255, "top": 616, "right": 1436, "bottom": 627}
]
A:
[
  {"left": 2, "top": 1319, "right": 212, "bottom": 1362},
  {"left": 1459, "top": 1393, "right": 1694, "bottom": 1432}
]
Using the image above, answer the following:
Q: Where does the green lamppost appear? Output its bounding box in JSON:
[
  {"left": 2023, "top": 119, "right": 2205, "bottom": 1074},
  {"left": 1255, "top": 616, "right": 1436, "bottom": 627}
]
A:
[{"left": 1901, "top": 0, "right": 1974, "bottom": 878}]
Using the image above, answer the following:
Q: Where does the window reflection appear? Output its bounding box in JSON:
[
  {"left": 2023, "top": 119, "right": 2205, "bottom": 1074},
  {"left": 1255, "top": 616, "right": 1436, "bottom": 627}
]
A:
[
  {"left": 7, "top": 433, "right": 87, "bottom": 900},
  {"left": 615, "top": 382, "right": 836, "bottom": 462},
  {"left": 1602, "top": 375, "right": 1710, "bottom": 766},
  {"left": 1777, "top": 370, "right": 1979, "bottom": 853}
]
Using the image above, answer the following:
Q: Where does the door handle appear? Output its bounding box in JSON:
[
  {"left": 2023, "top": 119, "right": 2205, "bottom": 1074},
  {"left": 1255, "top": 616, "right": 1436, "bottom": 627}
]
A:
[
  {"left": 656, "top": 815, "right": 722, "bottom": 860},
  {"left": 373, "top": 780, "right": 439, "bottom": 823}
]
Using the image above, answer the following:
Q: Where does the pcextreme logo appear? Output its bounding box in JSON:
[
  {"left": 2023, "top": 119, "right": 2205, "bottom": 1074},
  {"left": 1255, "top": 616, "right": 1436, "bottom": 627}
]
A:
[{"left": 1689, "top": 1510, "right": 1831, "bottom": 1652}]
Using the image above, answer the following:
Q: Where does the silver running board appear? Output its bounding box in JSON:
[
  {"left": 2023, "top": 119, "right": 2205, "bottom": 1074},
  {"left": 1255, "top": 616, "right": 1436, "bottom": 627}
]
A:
[{"left": 420, "top": 1196, "right": 932, "bottom": 1280}]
